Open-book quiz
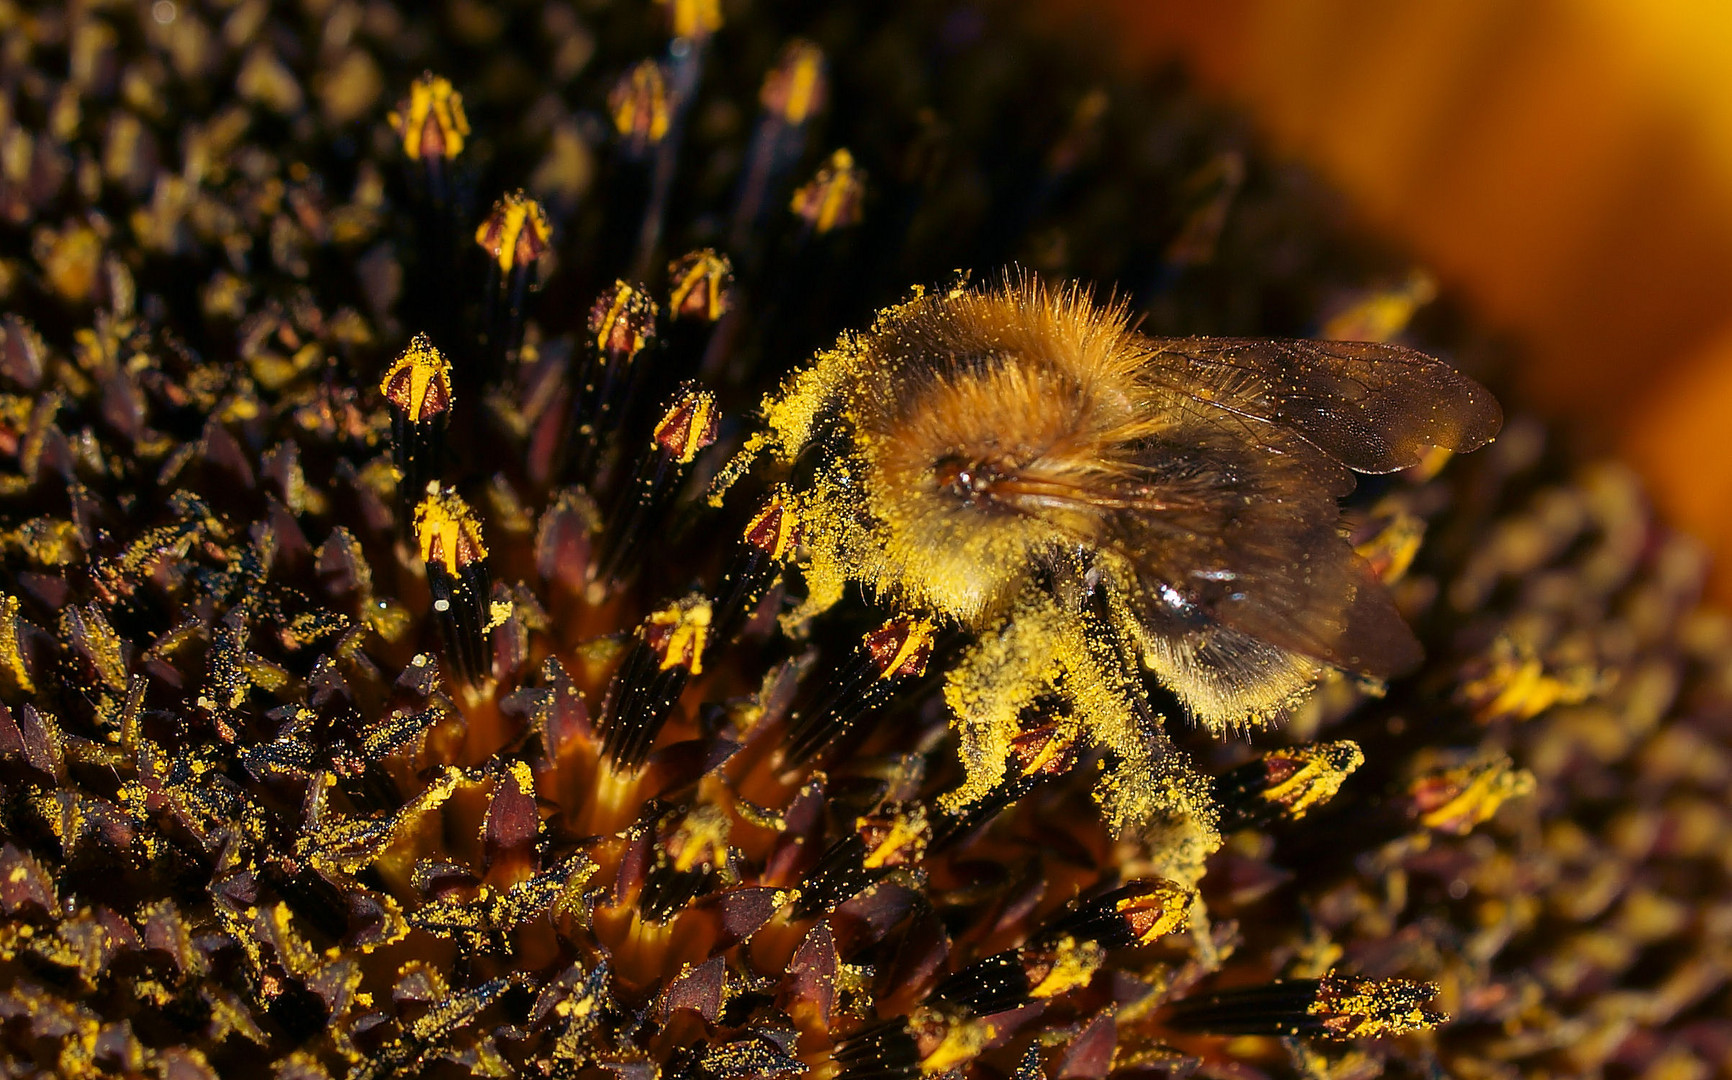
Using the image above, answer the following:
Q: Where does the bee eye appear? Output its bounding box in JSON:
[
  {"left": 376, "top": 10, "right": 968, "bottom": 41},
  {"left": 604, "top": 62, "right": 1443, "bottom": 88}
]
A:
[{"left": 933, "top": 454, "right": 996, "bottom": 502}]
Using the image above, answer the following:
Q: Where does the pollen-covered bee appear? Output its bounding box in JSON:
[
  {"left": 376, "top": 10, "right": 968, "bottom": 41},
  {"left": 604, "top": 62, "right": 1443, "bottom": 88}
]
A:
[{"left": 718, "top": 278, "right": 1501, "bottom": 831}]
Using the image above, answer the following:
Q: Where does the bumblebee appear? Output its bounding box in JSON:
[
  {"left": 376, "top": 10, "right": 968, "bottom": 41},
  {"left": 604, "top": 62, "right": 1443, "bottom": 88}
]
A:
[{"left": 719, "top": 278, "right": 1501, "bottom": 829}]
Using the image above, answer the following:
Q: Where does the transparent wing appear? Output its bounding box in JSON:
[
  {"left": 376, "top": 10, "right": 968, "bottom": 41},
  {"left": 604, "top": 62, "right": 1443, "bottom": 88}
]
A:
[
  {"left": 1139, "top": 337, "right": 1503, "bottom": 474},
  {"left": 1044, "top": 406, "right": 1424, "bottom": 689}
]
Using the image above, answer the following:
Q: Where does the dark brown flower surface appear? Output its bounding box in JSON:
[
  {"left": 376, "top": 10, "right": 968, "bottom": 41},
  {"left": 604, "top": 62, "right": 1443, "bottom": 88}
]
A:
[{"left": 0, "top": 2, "right": 1728, "bottom": 1079}]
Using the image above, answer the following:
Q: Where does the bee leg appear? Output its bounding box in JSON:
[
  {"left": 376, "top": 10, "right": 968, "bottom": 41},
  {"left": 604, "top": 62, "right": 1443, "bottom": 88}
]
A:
[{"left": 937, "top": 600, "right": 1065, "bottom": 815}]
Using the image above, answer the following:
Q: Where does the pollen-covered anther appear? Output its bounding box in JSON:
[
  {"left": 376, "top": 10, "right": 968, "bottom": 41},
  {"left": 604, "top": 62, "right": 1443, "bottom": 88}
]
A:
[
  {"left": 413, "top": 488, "right": 493, "bottom": 687},
  {"left": 474, "top": 191, "right": 552, "bottom": 275},
  {"left": 382, "top": 334, "right": 454, "bottom": 515},
  {"left": 640, "top": 804, "right": 732, "bottom": 921},
  {"left": 1163, "top": 972, "right": 1446, "bottom": 1040},
  {"left": 864, "top": 616, "right": 936, "bottom": 681},
  {"left": 667, "top": 250, "right": 734, "bottom": 322},
  {"left": 571, "top": 281, "right": 662, "bottom": 479},
  {"left": 666, "top": 805, "right": 730, "bottom": 873},
  {"left": 610, "top": 61, "right": 671, "bottom": 151},
  {"left": 589, "top": 281, "right": 659, "bottom": 364},
  {"left": 1023, "top": 935, "right": 1105, "bottom": 1000},
  {"left": 929, "top": 720, "right": 1083, "bottom": 850},
  {"left": 1109, "top": 880, "right": 1194, "bottom": 946},
  {"left": 1322, "top": 268, "right": 1440, "bottom": 345},
  {"left": 910, "top": 1007, "right": 995, "bottom": 1076},
  {"left": 791, "top": 148, "right": 865, "bottom": 233},
  {"left": 1352, "top": 506, "right": 1426, "bottom": 585},
  {"left": 1216, "top": 740, "right": 1364, "bottom": 830},
  {"left": 644, "top": 597, "right": 711, "bottom": 675},
  {"left": 1310, "top": 973, "right": 1448, "bottom": 1039},
  {"left": 0, "top": 594, "right": 35, "bottom": 694},
  {"left": 932, "top": 929, "right": 1105, "bottom": 1018},
  {"left": 744, "top": 488, "right": 802, "bottom": 560},
  {"left": 760, "top": 41, "right": 827, "bottom": 125},
  {"left": 415, "top": 488, "right": 487, "bottom": 575},
  {"left": 1008, "top": 724, "right": 1077, "bottom": 779},
  {"left": 1455, "top": 633, "right": 1602, "bottom": 724},
  {"left": 1035, "top": 879, "right": 1192, "bottom": 950},
  {"left": 652, "top": 387, "right": 719, "bottom": 466},
  {"left": 389, "top": 73, "right": 471, "bottom": 161},
  {"left": 1406, "top": 753, "right": 1537, "bottom": 835},
  {"left": 381, "top": 333, "right": 453, "bottom": 424},
  {"left": 857, "top": 803, "right": 929, "bottom": 870}
]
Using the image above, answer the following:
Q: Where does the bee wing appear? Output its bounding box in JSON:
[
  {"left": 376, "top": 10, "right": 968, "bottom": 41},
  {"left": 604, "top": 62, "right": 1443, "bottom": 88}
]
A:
[
  {"left": 1106, "top": 496, "right": 1421, "bottom": 685},
  {"left": 1078, "top": 411, "right": 1422, "bottom": 707},
  {"left": 1139, "top": 337, "right": 1502, "bottom": 474}
]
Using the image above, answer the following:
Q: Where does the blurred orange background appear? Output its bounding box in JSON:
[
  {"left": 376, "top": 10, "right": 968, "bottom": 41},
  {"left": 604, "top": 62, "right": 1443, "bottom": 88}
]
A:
[{"left": 1056, "top": 0, "right": 1732, "bottom": 600}]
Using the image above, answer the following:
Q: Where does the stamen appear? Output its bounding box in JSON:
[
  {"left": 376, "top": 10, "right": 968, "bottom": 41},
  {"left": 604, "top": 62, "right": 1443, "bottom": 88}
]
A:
[
  {"left": 1163, "top": 972, "right": 1445, "bottom": 1039},
  {"left": 412, "top": 487, "right": 493, "bottom": 688},
  {"left": 382, "top": 334, "right": 453, "bottom": 536},
  {"left": 784, "top": 616, "right": 936, "bottom": 765},
  {"left": 592, "top": 385, "right": 719, "bottom": 592},
  {"left": 600, "top": 594, "right": 711, "bottom": 769}
]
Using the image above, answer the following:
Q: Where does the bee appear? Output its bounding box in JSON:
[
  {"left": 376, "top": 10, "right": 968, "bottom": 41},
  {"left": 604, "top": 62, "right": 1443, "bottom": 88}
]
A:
[{"left": 717, "top": 278, "right": 1501, "bottom": 831}]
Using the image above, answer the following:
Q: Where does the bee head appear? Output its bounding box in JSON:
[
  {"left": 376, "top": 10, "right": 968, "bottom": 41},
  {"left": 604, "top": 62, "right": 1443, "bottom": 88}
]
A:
[
  {"left": 932, "top": 453, "right": 1016, "bottom": 509},
  {"left": 779, "top": 280, "right": 1151, "bottom": 626},
  {"left": 851, "top": 370, "right": 1127, "bottom": 623}
]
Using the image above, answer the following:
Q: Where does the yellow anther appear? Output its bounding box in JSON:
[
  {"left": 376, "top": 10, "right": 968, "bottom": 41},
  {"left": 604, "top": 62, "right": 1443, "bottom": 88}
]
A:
[
  {"left": 667, "top": 250, "right": 733, "bottom": 322},
  {"left": 761, "top": 41, "right": 826, "bottom": 125},
  {"left": 657, "top": 0, "right": 722, "bottom": 40},
  {"left": 652, "top": 389, "right": 718, "bottom": 465},
  {"left": 474, "top": 191, "right": 552, "bottom": 275},
  {"left": 744, "top": 490, "right": 801, "bottom": 560},
  {"left": 389, "top": 74, "right": 470, "bottom": 161},
  {"left": 414, "top": 489, "right": 487, "bottom": 573},
  {"left": 380, "top": 334, "right": 452, "bottom": 423},
  {"left": 791, "top": 148, "right": 865, "bottom": 234},
  {"left": 590, "top": 282, "right": 659, "bottom": 361},
  {"left": 647, "top": 598, "right": 712, "bottom": 675},
  {"left": 610, "top": 61, "right": 670, "bottom": 146}
]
